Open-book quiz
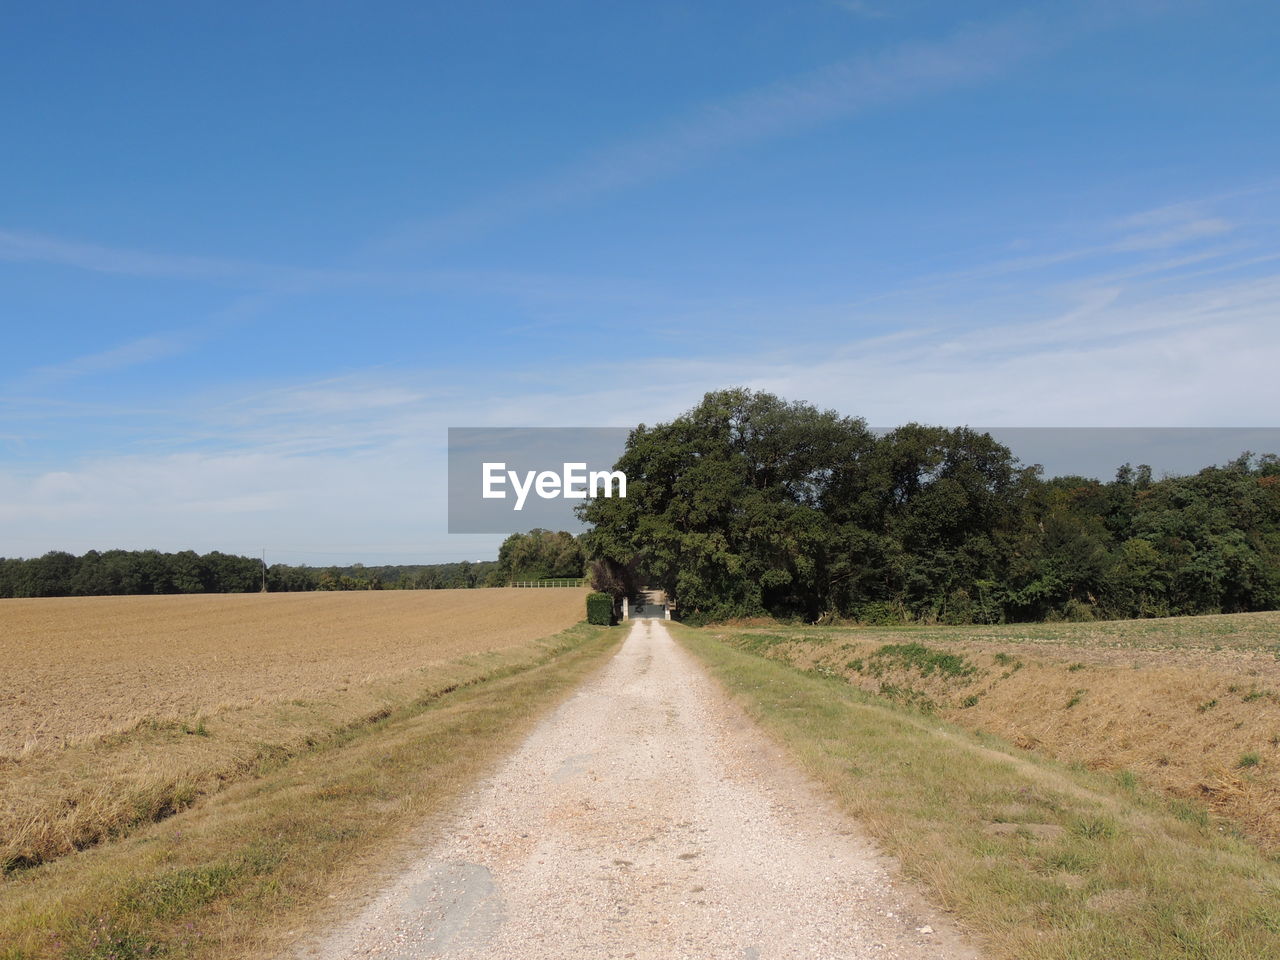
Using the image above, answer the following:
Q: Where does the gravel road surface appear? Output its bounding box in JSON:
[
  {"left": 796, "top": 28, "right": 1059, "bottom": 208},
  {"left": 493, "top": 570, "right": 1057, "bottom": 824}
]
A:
[{"left": 301, "top": 619, "right": 981, "bottom": 960}]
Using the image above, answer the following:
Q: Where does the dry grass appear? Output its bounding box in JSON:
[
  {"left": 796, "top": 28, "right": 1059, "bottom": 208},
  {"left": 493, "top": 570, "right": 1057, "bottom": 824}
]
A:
[
  {"left": 708, "top": 610, "right": 1280, "bottom": 850},
  {"left": 676, "top": 622, "right": 1280, "bottom": 960},
  {"left": 1, "top": 589, "right": 585, "bottom": 870},
  {"left": 1, "top": 620, "right": 622, "bottom": 960}
]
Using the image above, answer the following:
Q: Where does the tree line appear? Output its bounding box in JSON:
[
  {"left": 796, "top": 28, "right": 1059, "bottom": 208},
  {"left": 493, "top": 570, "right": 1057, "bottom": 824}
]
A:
[
  {"left": 0, "top": 550, "right": 499, "bottom": 598},
  {"left": 0, "top": 529, "right": 589, "bottom": 598},
  {"left": 581, "top": 388, "right": 1280, "bottom": 625}
]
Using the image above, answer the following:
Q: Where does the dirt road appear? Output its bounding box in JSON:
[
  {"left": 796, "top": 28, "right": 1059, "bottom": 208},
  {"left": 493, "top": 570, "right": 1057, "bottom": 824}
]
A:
[{"left": 303, "top": 619, "right": 980, "bottom": 959}]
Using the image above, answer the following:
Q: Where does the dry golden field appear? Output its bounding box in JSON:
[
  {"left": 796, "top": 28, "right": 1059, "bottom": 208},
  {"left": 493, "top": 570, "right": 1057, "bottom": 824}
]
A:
[
  {"left": 1, "top": 588, "right": 583, "bottom": 755},
  {"left": 710, "top": 611, "right": 1280, "bottom": 849},
  {"left": 0, "top": 588, "right": 586, "bottom": 869}
]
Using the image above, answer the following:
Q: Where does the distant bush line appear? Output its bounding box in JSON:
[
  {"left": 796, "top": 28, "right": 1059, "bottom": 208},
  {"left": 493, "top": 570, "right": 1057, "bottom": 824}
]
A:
[
  {"left": 581, "top": 388, "right": 1280, "bottom": 625},
  {"left": 0, "top": 550, "right": 499, "bottom": 598}
]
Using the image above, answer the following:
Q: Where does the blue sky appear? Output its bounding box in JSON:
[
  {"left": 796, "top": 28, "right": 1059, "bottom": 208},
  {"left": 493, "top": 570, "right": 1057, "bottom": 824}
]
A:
[{"left": 2, "top": 0, "right": 1279, "bottom": 563}]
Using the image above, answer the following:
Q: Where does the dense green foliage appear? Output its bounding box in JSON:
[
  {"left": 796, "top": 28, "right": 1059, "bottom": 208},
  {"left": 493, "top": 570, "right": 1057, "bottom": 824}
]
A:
[
  {"left": 581, "top": 388, "right": 1280, "bottom": 624},
  {"left": 0, "top": 550, "right": 497, "bottom": 598},
  {"left": 585, "top": 591, "right": 615, "bottom": 625},
  {"left": 0, "top": 529, "right": 588, "bottom": 599},
  {"left": 486, "top": 528, "right": 585, "bottom": 585}
]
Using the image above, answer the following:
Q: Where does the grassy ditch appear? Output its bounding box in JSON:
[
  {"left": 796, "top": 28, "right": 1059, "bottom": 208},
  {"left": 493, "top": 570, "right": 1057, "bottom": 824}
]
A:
[
  {"left": 709, "top": 614, "right": 1280, "bottom": 850},
  {"left": 0, "top": 621, "right": 623, "bottom": 960},
  {"left": 673, "top": 622, "right": 1280, "bottom": 960}
]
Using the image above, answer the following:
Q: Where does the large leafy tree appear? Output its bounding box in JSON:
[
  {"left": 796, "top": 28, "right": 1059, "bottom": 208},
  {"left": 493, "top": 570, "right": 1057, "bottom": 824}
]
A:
[
  {"left": 581, "top": 388, "right": 873, "bottom": 621},
  {"left": 580, "top": 388, "right": 1280, "bottom": 624}
]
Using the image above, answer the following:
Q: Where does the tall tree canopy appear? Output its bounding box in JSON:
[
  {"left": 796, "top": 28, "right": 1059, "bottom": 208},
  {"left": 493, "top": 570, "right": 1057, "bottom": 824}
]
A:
[{"left": 581, "top": 388, "right": 1280, "bottom": 624}]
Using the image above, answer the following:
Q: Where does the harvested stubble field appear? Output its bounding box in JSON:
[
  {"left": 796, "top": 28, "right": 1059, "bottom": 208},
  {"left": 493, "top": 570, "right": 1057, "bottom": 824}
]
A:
[
  {"left": 0, "top": 588, "right": 585, "bottom": 870},
  {"left": 711, "top": 611, "right": 1280, "bottom": 850}
]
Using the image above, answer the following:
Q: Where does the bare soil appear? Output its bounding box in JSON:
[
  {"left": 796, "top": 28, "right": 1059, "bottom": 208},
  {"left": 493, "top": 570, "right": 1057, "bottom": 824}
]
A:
[
  {"left": 1, "top": 589, "right": 585, "bottom": 755},
  {"left": 1, "top": 589, "right": 585, "bottom": 870}
]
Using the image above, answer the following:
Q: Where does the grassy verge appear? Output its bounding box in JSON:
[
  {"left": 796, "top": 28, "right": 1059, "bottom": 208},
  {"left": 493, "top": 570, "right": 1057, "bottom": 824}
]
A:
[
  {"left": 673, "top": 622, "right": 1280, "bottom": 960},
  {"left": 0, "top": 622, "right": 623, "bottom": 960},
  {"left": 705, "top": 616, "right": 1280, "bottom": 849}
]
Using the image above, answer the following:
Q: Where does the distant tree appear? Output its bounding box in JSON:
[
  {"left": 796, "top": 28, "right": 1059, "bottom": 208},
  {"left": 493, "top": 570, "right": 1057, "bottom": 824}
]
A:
[{"left": 491, "top": 529, "right": 585, "bottom": 584}]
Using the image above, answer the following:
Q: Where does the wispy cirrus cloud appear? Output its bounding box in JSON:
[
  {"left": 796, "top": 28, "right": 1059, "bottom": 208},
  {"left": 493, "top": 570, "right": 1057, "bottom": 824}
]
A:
[
  {"left": 8, "top": 180, "right": 1272, "bottom": 403},
  {"left": 0, "top": 229, "right": 297, "bottom": 283},
  {"left": 383, "top": 15, "right": 1050, "bottom": 251},
  {"left": 3, "top": 11, "right": 1055, "bottom": 285},
  {"left": 861, "top": 186, "right": 1272, "bottom": 300},
  {"left": 380, "top": 1, "right": 1201, "bottom": 256},
  {"left": 0, "top": 229, "right": 427, "bottom": 295},
  {"left": 0, "top": 224, "right": 702, "bottom": 314},
  {"left": 1114, "top": 218, "right": 1233, "bottom": 251},
  {"left": 1111, "top": 198, "right": 1238, "bottom": 251},
  {"left": 15, "top": 333, "right": 194, "bottom": 389},
  {"left": 3, "top": 284, "right": 284, "bottom": 392}
]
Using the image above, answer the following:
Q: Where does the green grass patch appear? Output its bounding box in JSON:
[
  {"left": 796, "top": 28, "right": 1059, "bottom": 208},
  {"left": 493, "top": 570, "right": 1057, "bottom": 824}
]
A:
[
  {"left": 877, "top": 683, "right": 937, "bottom": 712},
  {"left": 864, "top": 641, "right": 976, "bottom": 679},
  {"left": 728, "top": 632, "right": 800, "bottom": 656}
]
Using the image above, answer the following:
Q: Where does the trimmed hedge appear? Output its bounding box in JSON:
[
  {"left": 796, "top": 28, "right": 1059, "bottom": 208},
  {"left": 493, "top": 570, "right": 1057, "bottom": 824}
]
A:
[{"left": 586, "top": 592, "right": 615, "bottom": 625}]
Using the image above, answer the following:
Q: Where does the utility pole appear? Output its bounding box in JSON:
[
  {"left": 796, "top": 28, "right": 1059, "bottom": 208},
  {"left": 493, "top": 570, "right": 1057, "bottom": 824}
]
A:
[{"left": 261, "top": 549, "right": 267, "bottom": 593}]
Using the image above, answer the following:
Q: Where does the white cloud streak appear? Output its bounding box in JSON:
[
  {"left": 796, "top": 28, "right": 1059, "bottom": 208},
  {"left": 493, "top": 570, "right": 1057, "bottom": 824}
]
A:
[
  {"left": 384, "top": 15, "right": 1048, "bottom": 251},
  {"left": 16, "top": 334, "right": 193, "bottom": 388},
  {"left": 0, "top": 229, "right": 305, "bottom": 283}
]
